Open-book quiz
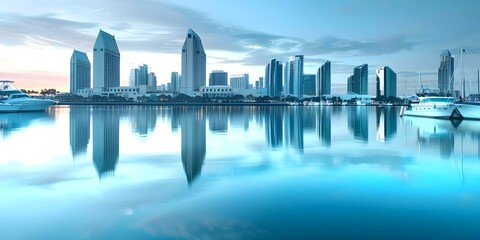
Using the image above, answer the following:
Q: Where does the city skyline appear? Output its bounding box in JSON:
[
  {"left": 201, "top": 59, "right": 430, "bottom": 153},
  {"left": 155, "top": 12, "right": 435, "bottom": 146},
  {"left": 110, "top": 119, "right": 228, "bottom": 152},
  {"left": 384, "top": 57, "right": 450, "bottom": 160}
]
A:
[{"left": 0, "top": 0, "right": 479, "bottom": 94}]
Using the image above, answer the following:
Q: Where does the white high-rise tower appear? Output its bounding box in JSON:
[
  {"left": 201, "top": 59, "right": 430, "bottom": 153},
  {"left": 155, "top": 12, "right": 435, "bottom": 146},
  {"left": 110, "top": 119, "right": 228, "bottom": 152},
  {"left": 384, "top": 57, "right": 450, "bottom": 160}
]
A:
[
  {"left": 180, "top": 29, "right": 206, "bottom": 96},
  {"left": 93, "top": 30, "right": 120, "bottom": 93}
]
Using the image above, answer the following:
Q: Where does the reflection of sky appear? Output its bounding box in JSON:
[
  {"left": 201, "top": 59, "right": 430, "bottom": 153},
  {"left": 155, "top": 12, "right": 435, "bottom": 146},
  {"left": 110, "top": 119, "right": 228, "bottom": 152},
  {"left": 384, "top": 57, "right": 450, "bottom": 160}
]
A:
[{"left": 0, "top": 106, "right": 479, "bottom": 239}]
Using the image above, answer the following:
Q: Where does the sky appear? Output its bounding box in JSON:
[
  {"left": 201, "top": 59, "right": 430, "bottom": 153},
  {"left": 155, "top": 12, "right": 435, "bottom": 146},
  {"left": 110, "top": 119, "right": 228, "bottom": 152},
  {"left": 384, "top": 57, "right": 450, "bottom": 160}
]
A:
[{"left": 0, "top": 0, "right": 479, "bottom": 95}]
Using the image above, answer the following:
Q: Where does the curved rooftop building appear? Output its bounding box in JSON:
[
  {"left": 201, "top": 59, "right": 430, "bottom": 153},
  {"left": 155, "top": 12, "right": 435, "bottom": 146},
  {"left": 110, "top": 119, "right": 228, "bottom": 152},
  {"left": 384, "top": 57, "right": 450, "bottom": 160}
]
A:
[
  {"left": 180, "top": 29, "right": 206, "bottom": 96},
  {"left": 93, "top": 30, "right": 120, "bottom": 93}
]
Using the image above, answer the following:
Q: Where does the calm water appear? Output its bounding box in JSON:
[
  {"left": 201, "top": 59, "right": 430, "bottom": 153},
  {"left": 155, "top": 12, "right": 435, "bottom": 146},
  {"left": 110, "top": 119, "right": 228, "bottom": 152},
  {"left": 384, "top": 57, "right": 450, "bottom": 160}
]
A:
[{"left": 1, "top": 105, "right": 479, "bottom": 240}]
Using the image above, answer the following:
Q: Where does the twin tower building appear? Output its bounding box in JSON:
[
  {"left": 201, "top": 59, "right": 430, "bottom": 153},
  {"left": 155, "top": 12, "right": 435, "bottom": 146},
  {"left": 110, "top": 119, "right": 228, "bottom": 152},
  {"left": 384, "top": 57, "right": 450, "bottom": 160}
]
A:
[{"left": 69, "top": 29, "right": 208, "bottom": 97}]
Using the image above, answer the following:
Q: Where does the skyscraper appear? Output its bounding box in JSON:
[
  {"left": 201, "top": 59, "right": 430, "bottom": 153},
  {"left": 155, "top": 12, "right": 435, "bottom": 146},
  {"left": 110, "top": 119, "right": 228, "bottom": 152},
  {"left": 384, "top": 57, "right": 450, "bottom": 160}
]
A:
[
  {"left": 147, "top": 72, "right": 157, "bottom": 92},
  {"left": 129, "top": 64, "right": 148, "bottom": 87},
  {"left": 171, "top": 72, "right": 179, "bottom": 93},
  {"left": 265, "top": 59, "right": 283, "bottom": 97},
  {"left": 438, "top": 50, "right": 454, "bottom": 95},
  {"left": 180, "top": 29, "right": 206, "bottom": 95},
  {"left": 209, "top": 70, "right": 228, "bottom": 86},
  {"left": 347, "top": 75, "right": 354, "bottom": 93},
  {"left": 93, "top": 30, "right": 120, "bottom": 93},
  {"left": 376, "top": 66, "right": 397, "bottom": 98},
  {"left": 284, "top": 55, "right": 304, "bottom": 98},
  {"left": 350, "top": 64, "right": 368, "bottom": 95},
  {"left": 70, "top": 50, "right": 91, "bottom": 94},
  {"left": 230, "top": 74, "right": 249, "bottom": 89},
  {"left": 316, "top": 60, "right": 331, "bottom": 96}
]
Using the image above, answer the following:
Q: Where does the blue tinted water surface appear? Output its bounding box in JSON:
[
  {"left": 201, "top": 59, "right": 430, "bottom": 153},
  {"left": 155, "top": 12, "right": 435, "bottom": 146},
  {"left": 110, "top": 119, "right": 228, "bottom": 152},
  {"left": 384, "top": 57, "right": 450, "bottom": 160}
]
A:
[{"left": 0, "top": 105, "right": 479, "bottom": 240}]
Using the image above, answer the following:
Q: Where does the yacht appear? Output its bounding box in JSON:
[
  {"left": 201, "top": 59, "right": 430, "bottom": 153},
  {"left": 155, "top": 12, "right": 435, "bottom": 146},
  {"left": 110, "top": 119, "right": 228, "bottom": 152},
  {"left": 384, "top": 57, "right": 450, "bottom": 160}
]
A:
[
  {"left": 0, "top": 101, "right": 21, "bottom": 113},
  {"left": 400, "top": 97, "right": 458, "bottom": 119},
  {"left": 0, "top": 80, "right": 57, "bottom": 112},
  {"left": 454, "top": 102, "right": 480, "bottom": 120}
]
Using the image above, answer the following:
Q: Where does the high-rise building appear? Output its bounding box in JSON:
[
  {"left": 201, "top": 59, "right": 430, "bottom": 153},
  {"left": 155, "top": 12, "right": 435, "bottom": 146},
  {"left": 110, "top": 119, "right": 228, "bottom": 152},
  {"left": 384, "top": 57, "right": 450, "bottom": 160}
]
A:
[
  {"left": 129, "top": 64, "right": 148, "bottom": 87},
  {"left": 316, "top": 60, "right": 331, "bottom": 96},
  {"left": 350, "top": 64, "right": 368, "bottom": 95},
  {"left": 265, "top": 59, "right": 283, "bottom": 97},
  {"left": 255, "top": 77, "right": 264, "bottom": 89},
  {"left": 347, "top": 75, "right": 354, "bottom": 93},
  {"left": 93, "top": 30, "right": 120, "bottom": 93},
  {"left": 171, "top": 72, "right": 179, "bottom": 93},
  {"left": 284, "top": 55, "right": 304, "bottom": 98},
  {"left": 70, "top": 50, "right": 91, "bottom": 94},
  {"left": 180, "top": 29, "right": 206, "bottom": 96},
  {"left": 147, "top": 72, "right": 157, "bottom": 92},
  {"left": 376, "top": 66, "right": 397, "bottom": 98},
  {"left": 303, "top": 74, "right": 316, "bottom": 96},
  {"left": 209, "top": 70, "right": 228, "bottom": 86},
  {"left": 438, "top": 50, "right": 454, "bottom": 95},
  {"left": 230, "top": 74, "right": 249, "bottom": 89}
]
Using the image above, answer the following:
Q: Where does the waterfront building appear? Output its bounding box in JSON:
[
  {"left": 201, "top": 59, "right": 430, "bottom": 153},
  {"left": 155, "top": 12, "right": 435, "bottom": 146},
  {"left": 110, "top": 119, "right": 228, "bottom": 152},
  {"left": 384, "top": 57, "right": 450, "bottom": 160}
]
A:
[
  {"left": 171, "top": 72, "right": 179, "bottom": 93},
  {"left": 303, "top": 74, "right": 316, "bottom": 96},
  {"left": 265, "top": 59, "right": 283, "bottom": 97},
  {"left": 347, "top": 75, "right": 354, "bottom": 93},
  {"left": 438, "top": 50, "right": 454, "bottom": 96},
  {"left": 70, "top": 50, "right": 91, "bottom": 94},
  {"left": 93, "top": 30, "right": 120, "bottom": 93},
  {"left": 199, "top": 85, "right": 233, "bottom": 98},
  {"left": 316, "top": 60, "right": 331, "bottom": 96},
  {"left": 255, "top": 77, "right": 264, "bottom": 89},
  {"left": 230, "top": 74, "right": 249, "bottom": 89},
  {"left": 376, "top": 66, "right": 397, "bottom": 99},
  {"left": 349, "top": 64, "right": 368, "bottom": 95},
  {"left": 147, "top": 72, "right": 157, "bottom": 92},
  {"left": 129, "top": 69, "right": 139, "bottom": 87},
  {"left": 129, "top": 64, "right": 148, "bottom": 87},
  {"left": 284, "top": 55, "right": 304, "bottom": 98},
  {"left": 209, "top": 70, "right": 228, "bottom": 86},
  {"left": 180, "top": 29, "right": 206, "bottom": 96}
]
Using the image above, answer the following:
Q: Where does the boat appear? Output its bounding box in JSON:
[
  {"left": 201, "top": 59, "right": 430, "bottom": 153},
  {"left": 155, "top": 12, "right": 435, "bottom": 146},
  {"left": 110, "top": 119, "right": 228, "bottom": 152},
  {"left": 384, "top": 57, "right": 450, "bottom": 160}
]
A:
[
  {"left": 400, "top": 96, "right": 458, "bottom": 119},
  {"left": 0, "top": 101, "right": 21, "bottom": 113},
  {"left": 454, "top": 102, "right": 480, "bottom": 119},
  {"left": 0, "top": 80, "right": 57, "bottom": 112}
]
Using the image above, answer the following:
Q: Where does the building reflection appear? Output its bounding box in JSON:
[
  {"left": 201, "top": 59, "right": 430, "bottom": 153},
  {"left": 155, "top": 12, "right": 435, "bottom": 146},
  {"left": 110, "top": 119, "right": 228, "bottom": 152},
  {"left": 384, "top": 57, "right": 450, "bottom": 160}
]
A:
[
  {"left": 285, "top": 107, "right": 304, "bottom": 153},
  {"left": 92, "top": 106, "right": 120, "bottom": 178},
  {"left": 180, "top": 107, "right": 206, "bottom": 185},
  {"left": 69, "top": 106, "right": 91, "bottom": 160},
  {"left": 229, "top": 106, "right": 251, "bottom": 131},
  {"left": 130, "top": 106, "right": 157, "bottom": 136},
  {"left": 207, "top": 107, "right": 228, "bottom": 133},
  {"left": 348, "top": 107, "right": 369, "bottom": 142},
  {"left": 317, "top": 106, "right": 331, "bottom": 147},
  {"left": 264, "top": 107, "right": 283, "bottom": 148},
  {"left": 376, "top": 106, "right": 397, "bottom": 142}
]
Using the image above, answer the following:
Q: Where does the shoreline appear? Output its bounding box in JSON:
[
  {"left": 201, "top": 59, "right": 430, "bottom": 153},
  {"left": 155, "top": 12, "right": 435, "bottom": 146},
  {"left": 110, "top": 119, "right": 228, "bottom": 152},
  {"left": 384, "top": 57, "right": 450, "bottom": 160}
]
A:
[{"left": 56, "top": 102, "right": 408, "bottom": 107}]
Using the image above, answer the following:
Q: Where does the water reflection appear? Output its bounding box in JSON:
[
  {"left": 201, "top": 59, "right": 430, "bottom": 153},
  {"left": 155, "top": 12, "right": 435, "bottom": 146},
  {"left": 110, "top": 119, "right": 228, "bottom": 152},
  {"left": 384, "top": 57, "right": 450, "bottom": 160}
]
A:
[
  {"left": 376, "top": 106, "right": 398, "bottom": 142},
  {"left": 264, "top": 107, "right": 283, "bottom": 148},
  {"left": 348, "top": 107, "right": 369, "bottom": 142},
  {"left": 317, "top": 106, "right": 331, "bottom": 147},
  {"left": 130, "top": 106, "right": 157, "bottom": 136},
  {"left": 69, "top": 106, "right": 90, "bottom": 160},
  {"left": 0, "top": 112, "right": 53, "bottom": 138},
  {"left": 179, "top": 107, "right": 206, "bottom": 185},
  {"left": 285, "top": 107, "right": 304, "bottom": 153},
  {"left": 92, "top": 106, "right": 120, "bottom": 178}
]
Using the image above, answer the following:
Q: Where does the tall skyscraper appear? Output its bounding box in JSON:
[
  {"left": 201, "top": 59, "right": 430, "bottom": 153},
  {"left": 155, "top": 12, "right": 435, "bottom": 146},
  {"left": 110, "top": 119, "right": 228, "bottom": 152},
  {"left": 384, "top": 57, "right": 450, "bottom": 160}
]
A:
[
  {"left": 347, "top": 75, "right": 354, "bottom": 93},
  {"left": 265, "top": 59, "right": 283, "bottom": 97},
  {"left": 284, "top": 55, "right": 304, "bottom": 98},
  {"left": 93, "top": 30, "right": 120, "bottom": 93},
  {"left": 209, "top": 70, "right": 228, "bottom": 86},
  {"left": 230, "top": 74, "right": 249, "bottom": 89},
  {"left": 316, "top": 60, "right": 331, "bottom": 96},
  {"left": 350, "top": 64, "right": 368, "bottom": 95},
  {"left": 70, "top": 50, "right": 91, "bottom": 94},
  {"left": 129, "top": 64, "right": 148, "bottom": 87},
  {"left": 303, "top": 74, "right": 316, "bottom": 96},
  {"left": 180, "top": 29, "right": 206, "bottom": 95},
  {"left": 171, "top": 72, "right": 179, "bottom": 93},
  {"left": 147, "top": 72, "right": 157, "bottom": 92},
  {"left": 438, "top": 49, "right": 454, "bottom": 95},
  {"left": 376, "top": 66, "right": 397, "bottom": 98}
]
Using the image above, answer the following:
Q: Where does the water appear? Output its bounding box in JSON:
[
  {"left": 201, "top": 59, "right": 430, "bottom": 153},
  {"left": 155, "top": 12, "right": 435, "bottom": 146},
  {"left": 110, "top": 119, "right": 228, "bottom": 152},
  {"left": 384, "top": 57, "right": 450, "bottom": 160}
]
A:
[{"left": 0, "top": 105, "right": 479, "bottom": 240}]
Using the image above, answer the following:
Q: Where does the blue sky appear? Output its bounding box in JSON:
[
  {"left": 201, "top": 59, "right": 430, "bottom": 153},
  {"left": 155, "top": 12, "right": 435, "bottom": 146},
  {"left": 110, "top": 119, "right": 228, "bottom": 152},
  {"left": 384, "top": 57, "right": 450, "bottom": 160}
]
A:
[{"left": 0, "top": 0, "right": 479, "bottom": 94}]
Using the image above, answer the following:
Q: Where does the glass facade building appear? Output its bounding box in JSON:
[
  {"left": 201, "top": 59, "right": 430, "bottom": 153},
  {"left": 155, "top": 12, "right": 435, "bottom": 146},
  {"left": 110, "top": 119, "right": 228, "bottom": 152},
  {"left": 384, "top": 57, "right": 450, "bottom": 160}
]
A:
[
  {"left": 181, "top": 29, "right": 206, "bottom": 96},
  {"left": 93, "top": 30, "right": 120, "bottom": 93},
  {"left": 70, "top": 50, "right": 91, "bottom": 94}
]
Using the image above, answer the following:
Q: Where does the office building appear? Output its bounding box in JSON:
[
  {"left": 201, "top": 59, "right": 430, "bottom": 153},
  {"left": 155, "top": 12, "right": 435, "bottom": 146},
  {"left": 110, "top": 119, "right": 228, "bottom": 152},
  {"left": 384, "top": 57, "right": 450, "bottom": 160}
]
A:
[
  {"left": 230, "top": 74, "right": 249, "bottom": 89},
  {"left": 209, "top": 70, "right": 228, "bottom": 86},
  {"left": 147, "top": 72, "right": 157, "bottom": 92},
  {"left": 70, "top": 50, "right": 91, "bottom": 94},
  {"left": 180, "top": 29, "right": 206, "bottom": 96},
  {"left": 303, "top": 74, "right": 316, "bottom": 96},
  {"left": 265, "top": 59, "right": 283, "bottom": 97},
  {"left": 316, "top": 60, "right": 331, "bottom": 96},
  {"left": 284, "top": 55, "right": 304, "bottom": 98},
  {"left": 438, "top": 49, "right": 454, "bottom": 95},
  {"left": 349, "top": 64, "right": 368, "bottom": 95},
  {"left": 376, "top": 66, "right": 397, "bottom": 98},
  {"left": 171, "top": 72, "right": 179, "bottom": 93},
  {"left": 129, "top": 64, "right": 148, "bottom": 87},
  {"left": 93, "top": 30, "right": 120, "bottom": 93}
]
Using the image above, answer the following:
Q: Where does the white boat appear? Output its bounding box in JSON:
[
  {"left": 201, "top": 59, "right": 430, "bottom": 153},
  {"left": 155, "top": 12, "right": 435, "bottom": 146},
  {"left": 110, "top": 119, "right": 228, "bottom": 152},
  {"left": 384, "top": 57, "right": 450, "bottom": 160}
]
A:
[
  {"left": 400, "top": 97, "right": 457, "bottom": 119},
  {"left": 0, "top": 101, "right": 21, "bottom": 113},
  {"left": 0, "top": 80, "right": 57, "bottom": 112},
  {"left": 454, "top": 102, "right": 480, "bottom": 120}
]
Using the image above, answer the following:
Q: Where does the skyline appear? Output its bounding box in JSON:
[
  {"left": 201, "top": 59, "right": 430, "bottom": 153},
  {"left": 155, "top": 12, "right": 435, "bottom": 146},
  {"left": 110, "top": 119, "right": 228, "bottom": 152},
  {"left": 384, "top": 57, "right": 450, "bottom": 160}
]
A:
[{"left": 0, "top": 0, "right": 479, "bottom": 94}]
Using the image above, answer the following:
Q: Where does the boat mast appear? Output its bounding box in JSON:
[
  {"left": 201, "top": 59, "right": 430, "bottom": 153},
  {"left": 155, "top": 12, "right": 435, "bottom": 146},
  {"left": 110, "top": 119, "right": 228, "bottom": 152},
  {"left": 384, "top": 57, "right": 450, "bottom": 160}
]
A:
[{"left": 461, "top": 47, "right": 465, "bottom": 99}]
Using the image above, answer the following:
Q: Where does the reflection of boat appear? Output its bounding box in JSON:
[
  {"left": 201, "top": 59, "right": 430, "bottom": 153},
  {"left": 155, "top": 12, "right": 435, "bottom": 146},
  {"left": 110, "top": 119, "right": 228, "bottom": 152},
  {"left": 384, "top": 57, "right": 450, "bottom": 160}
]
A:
[
  {"left": 0, "top": 101, "right": 21, "bottom": 113},
  {"left": 0, "top": 80, "right": 57, "bottom": 112},
  {"left": 0, "top": 112, "right": 53, "bottom": 137},
  {"left": 400, "top": 97, "right": 457, "bottom": 119}
]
